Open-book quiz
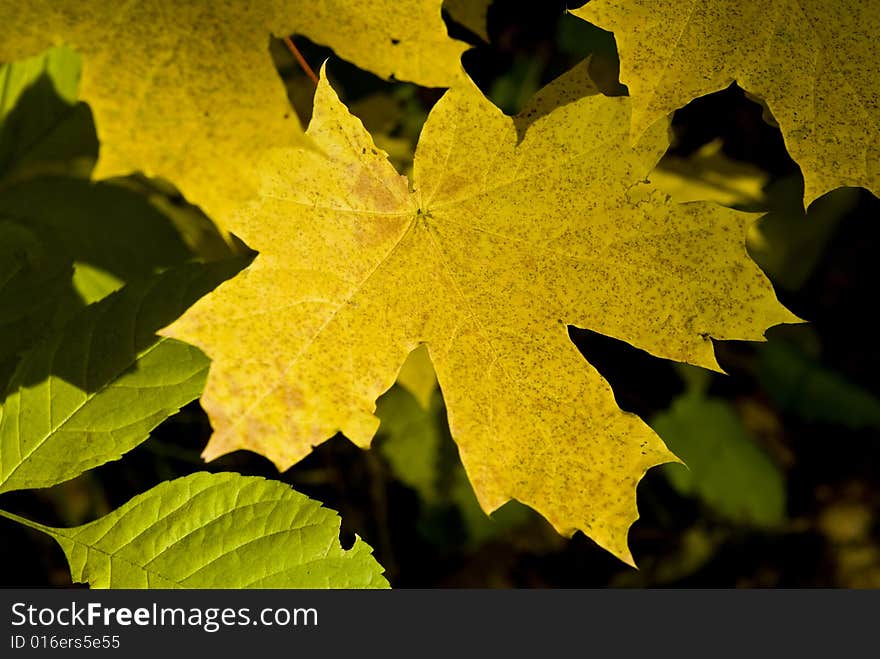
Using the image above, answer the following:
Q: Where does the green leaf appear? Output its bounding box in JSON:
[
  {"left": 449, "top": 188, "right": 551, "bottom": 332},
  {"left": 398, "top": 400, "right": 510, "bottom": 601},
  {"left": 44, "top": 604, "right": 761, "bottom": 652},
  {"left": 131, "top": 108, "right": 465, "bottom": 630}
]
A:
[
  {"left": 652, "top": 393, "right": 786, "bottom": 527},
  {"left": 0, "top": 49, "right": 236, "bottom": 381},
  {"left": 0, "top": 47, "right": 78, "bottom": 113},
  {"left": 71, "top": 262, "right": 124, "bottom": 304},
  {"left": 0, "top": 48, "right": 235, "bottom": 379},
  {"left": 0, "top": 177, "right": 195, "bottom": 283},
  {"left": 0, "top": 177, "right": 216, "bottom": 381},
  {"left": 0, "top": 259, "right": 248, "bottom": 494},
  {"left": 758, "top": 339, "right": 880, "bottom": 429},
  {"left": 0, "top": 46, "right": 96, "bottom": 183},
  {"left": 0, "top": 217, "right": 75, "bottom": 382},
  {"left": 1, "top": 472, "right": 388, "bottom": 588}
]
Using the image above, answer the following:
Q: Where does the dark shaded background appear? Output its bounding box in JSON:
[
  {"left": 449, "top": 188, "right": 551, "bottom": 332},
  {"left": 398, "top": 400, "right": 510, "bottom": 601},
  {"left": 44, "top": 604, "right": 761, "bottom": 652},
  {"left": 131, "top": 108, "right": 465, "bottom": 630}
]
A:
[{"left": 2, "top": 0, "right": 878, "bottom": 588}]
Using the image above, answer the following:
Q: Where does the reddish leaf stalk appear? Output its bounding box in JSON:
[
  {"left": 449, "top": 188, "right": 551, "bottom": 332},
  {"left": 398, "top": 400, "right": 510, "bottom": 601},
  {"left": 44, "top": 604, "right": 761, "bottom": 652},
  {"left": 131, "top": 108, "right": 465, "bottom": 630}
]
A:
[{"left": 283, "top": 35, "right": 319, "bottom": 86}]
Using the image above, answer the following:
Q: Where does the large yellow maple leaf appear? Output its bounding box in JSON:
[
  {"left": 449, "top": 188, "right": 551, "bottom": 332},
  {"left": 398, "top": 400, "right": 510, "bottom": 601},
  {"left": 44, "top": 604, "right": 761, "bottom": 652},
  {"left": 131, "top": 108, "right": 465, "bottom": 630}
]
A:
[
  {"left": 573, "top": 1, "right": 879, "bottom": 205},
  {"left": 164, "top": 64, "right": 798, "bottom": 564},
  {"left": 0, "top": 0, "right": 467, "bottom": 222}
]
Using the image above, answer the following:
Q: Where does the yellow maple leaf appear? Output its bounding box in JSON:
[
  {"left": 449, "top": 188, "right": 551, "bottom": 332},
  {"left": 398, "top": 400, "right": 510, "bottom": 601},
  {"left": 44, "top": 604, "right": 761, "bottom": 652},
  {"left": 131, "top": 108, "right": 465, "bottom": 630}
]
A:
[
  {"left": 294, "top": 1, "right": 468, "bottom": 86},
  {"left": 164, "top": 63, "right": 798, "bottom": 564},
  {"left": 572, "top": 1, "right": 879, "bottom": 205},
  {"left": 0, "top": 0, "right": 467, "bottom": 223}
]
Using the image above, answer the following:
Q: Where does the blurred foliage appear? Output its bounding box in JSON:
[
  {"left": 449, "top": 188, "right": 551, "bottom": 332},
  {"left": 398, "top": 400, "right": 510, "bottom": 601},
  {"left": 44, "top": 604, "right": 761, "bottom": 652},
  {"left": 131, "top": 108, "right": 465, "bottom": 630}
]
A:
[
  {"left": 652, "top": 368, "right": 787, "bottom": 528},
  {"left": 650, "top": 139, "right": 768, "bottom": 207},
  {"left": 757, "top": 336, "right": 880, "bottom": 429},
  {"left": 375, "top": 382, "right": 539, "bottom": 550},
  {"left": 1, "top": 0, "right": 878, "bottom": 588}
]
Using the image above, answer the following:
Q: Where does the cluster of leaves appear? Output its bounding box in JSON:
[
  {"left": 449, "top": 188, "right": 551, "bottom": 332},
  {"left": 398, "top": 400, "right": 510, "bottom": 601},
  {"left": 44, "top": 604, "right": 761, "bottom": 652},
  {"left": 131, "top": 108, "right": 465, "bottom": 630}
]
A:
[
  {"left": 0, "top": 48, "right": 386, "bottom": 588},
  {"left": 1, "top": 0, "right": 878, "bottom": 588}
]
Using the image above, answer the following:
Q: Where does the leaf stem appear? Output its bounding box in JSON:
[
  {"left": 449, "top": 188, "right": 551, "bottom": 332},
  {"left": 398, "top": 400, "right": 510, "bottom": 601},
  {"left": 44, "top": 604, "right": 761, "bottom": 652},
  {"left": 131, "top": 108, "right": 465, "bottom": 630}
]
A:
[
  {"left": 0, "top": 508, "right": 54, "bottom": 535},
  {"left": 283, "top": 36, "right": 319, "bottom": 86}
]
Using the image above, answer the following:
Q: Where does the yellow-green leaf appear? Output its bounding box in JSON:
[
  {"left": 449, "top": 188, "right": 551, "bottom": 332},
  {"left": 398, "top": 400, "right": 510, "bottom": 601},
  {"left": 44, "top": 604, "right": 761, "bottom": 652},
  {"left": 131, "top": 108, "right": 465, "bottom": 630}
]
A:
[
  {"left": 165, "top": 65, "right": 797, "bottom": 564},
  {"left": 0, "top": 260, "right": 247, "bottom": 494},
  {"left": 1, "top": 472, "right": 388, "bottom": 588},
  {"left": 0, "top": 1, "right": 467, "bottom": 224},
  {"left": 573, "top": 1, "right": 880, "bottom": 205}
]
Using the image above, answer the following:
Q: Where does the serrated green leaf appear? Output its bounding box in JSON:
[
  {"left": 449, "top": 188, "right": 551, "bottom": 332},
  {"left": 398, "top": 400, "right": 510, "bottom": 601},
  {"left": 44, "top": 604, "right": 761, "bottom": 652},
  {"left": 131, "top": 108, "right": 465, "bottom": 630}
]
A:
[
  {"left": 0, "top": 259, "right": 248, "bottom": 494},
  {"left": 2, "top": 472, "right": 388, "bottom": 588},
  {"left": 652, "top": 393, "right": 786, "bottom": 527}
]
